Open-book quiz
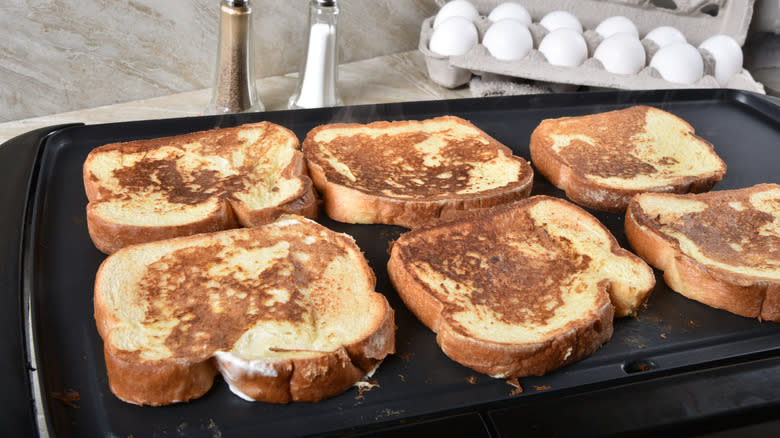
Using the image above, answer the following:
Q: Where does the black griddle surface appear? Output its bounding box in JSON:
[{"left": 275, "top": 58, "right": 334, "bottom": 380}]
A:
[{"left": 8, "top": 89, "right": 780, "bottom": 437}]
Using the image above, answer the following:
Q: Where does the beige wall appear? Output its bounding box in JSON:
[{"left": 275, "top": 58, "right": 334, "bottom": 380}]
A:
[{"left": 0, "top": 0, "right": 437, "bottom": 122}]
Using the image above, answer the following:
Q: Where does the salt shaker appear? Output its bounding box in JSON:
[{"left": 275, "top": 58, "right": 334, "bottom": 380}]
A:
[
  {"left": 288, "top": 0, "right": 342, "bottom": 109},
  {"left": 207, "top": 0, "right": 264, "bottom": 114}
]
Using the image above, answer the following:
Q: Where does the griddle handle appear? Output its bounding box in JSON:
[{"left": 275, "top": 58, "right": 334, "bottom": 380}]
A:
[{"left": 0, "top": 123, "right": 83, "bottom": 438}]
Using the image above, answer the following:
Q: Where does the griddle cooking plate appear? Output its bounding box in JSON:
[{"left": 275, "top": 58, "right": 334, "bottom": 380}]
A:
[{"left": 8, "top": 89, "right": 780, "bottom": 437}]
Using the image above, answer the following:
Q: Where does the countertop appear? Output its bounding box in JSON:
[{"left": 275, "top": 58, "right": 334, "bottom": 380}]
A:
[
  {"left": 0, "top": 50, "right": 470, "bottom": 146},
  {"left": 3, "top": 46, "right": 776, "bottom": 146}
]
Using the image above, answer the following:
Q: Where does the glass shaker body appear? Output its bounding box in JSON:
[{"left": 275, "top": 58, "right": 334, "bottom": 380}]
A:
[
  {"left": 207, "top": 0, "right": 264, "bottom": 114},
  {"left": 288, "top": 0, "right": 342, "bottom": 109}
]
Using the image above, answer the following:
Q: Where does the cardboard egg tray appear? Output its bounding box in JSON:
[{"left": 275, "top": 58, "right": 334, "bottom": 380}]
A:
[{"left": 420, "top": 0, "right": 765, "bottom": 93}]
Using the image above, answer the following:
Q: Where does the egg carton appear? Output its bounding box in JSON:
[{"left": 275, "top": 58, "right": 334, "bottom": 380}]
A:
[{"left": 420, "top": 0, "right": 765, "bottom": 93}]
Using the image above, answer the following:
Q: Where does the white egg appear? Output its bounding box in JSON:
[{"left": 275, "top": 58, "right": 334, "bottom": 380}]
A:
[
  {"left": 699, "top": 34, "right": 743, "bottom": 86},
  {"left": 540, "top": 10, "right": 583, "bottom": 33},
  {"left": 429, "top": 16, "right": 478, "bottom": 56},
  {"left": 595, "top": 16, "right": 638, "bottom": 39},
  {"left": 644, "top": 26, "right": 687, "bottom": 48},
  {"left": 594, "top": 33, "right": 646, "bottom": 74},
  {"left": 488, "top": 2, "right": 532, "bottom": 26},
  {"left": 433, "top": 0, "right": 479, "bottom": 29},
  {"left": 538, "top": 28, "right": 588, "bottom": 67},
  {"left": 650, "top": 42, "right": 703, "bottom": 84},
  {"left": 482, "top": 19, "right": 533, "bottom": 61}
]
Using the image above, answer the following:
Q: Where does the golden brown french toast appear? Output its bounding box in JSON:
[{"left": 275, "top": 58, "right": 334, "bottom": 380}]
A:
[
  {"left": 84, "top": 122, "right": 317, "bottom": 254},
  {"left": 626, "top": 184, "right": 780, "bottom": 321},
  {"left": 387, "top": 196, "right": 655, "bottom": 379},
  {"left": 94, "top": 215, "right": 395, "bottom": 405},
  {"left": 301, "top": 115, "right": 533, "bottom": 228},
  {"left": 530, "top": 106, "right": 727, "bottom": 213}
]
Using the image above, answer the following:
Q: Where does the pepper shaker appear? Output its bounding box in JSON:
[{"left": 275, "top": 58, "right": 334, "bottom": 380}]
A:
[
  {"left": 288, "top": 0, "right": 342, "bottom": 109},
  {"left": 207, "top": 0, "right": 264, "bottom": 114}
]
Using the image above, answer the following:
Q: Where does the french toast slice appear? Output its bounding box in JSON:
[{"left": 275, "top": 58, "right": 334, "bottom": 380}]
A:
[
  {"left": 530, "top": 106, "right": 727, "bottom": 213},
  {"left": 84, "top": 122, "right": 317, "bottom": 254},
  {"left": 302, "top": 116, "right": 534, "bottom": 228},
  {"left": 94, "top": 215, "right": 395, "bottom": 405},
  {"left": 387, "top": 196, "right": 655, "bottom": 379},
  {"left": 625, "top": 184, "right": 780, "bottom": 321}
]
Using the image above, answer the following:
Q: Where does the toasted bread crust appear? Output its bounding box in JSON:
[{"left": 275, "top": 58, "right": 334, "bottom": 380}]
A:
[
  {"left": 86, "top": 198, "right": 240, "bottom": 254},
  {"left": 438, "top": 303, "right": 613, "bottom": 377},
  {"left": 84, "top": 122, "right": 318, "bottom": 254},
  {"left": 103, "top": 350, "right": 218, "bottom": 406},
  {"left": 530, "top": 106, "right": 726, "bottom": 213},
  {"left": 625, "top": 184, "right": 780, "bottom": 321},
  {"left": 94, "top": 217, "right": 395, "bottom": 405},
  {"left": 302, "top": 116, "right": 533, "bottom": 228},
  {"left": 87, "top": 185, "right": 318, "bottom": 255},
  {"left": 388, "top": 196, "right": 654, "bottom": 378},
  {"left": 307, "top": 164, "right": 532, "bottom": 228}
]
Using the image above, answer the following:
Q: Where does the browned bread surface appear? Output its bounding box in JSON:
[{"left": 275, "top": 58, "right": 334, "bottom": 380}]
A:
[
  {"left": 530, "top": 106, "right": 727, "bottom": 213},
  {"left": 387, "top": 196, "right": 655, "bottom": 379},
  {"left": 94, "top": 216, "right": 395, "bottom": 406},
  {"left": 84, "top": 122, "right": 317, "bottom": 254},
  {"left": 625, "top": 184, "right": 780, "bottom": 321},
  {"left": 302, "top": 115, "right": 533, "bottom": 228}
]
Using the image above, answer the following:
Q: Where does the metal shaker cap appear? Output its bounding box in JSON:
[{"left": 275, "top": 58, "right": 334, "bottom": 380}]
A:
[{"left": 223, "top": 0, "right": 249, "bottom": 7}]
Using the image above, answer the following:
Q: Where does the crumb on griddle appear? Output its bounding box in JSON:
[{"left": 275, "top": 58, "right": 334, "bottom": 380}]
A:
[
  {"left": 506, "top": 377, "right": 523, "bottom": 396},
  {"left": 637, "top": 362, "right": 654, "bottom": 372},
  {"left": 51, "top": 389, "right": 80, "bottom": 408},
  {"left": 354, "top": 379, "right": 380, "bottom": 400}
]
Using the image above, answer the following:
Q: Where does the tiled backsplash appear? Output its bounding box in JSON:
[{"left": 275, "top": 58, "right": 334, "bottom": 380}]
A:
[{"left": 0, "top": 0, "right": 437, "bottom": 122}]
